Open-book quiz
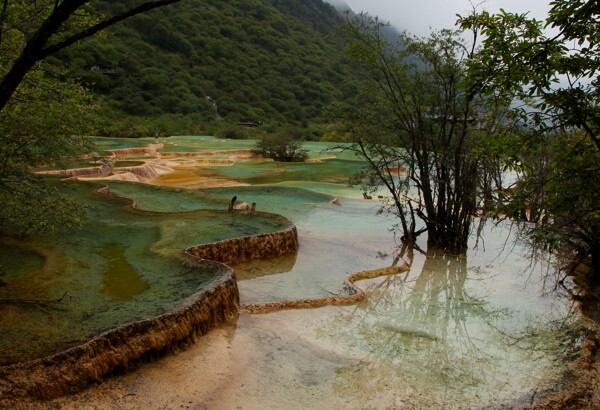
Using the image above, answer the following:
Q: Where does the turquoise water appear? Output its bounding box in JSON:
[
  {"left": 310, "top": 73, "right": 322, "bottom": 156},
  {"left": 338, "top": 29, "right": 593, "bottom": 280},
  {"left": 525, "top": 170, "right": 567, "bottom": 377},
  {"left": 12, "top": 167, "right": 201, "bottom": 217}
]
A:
[
  {"left": 171, "top": 136, "right": 217, "bottom": 140},
  {"left": 93, "top": 137, "right": 154, "bottom": 149},
  {"left": 106, "top": 181, "right": 229, "bottom": 212},
  {"left": 114, "top": 160, "right": 145, "bottom": 167},
  {"left": 0, "top": 181, "right": 289, "bottom": 365},
  {"left": 158, "top": 137, "right": 256, "bottom": 153},
  {"left": 3, "top": 136, "right": 579, "bottom": 406},
  {"left": 101, "top": 178, "right": 575, "bottom": 406}
]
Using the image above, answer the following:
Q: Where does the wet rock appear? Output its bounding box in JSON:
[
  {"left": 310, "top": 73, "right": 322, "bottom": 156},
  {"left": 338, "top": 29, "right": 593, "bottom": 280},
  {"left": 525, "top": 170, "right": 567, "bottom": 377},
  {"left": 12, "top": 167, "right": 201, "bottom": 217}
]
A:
[{"left": 234, "top": 202, "right": 250, "bottom": 211}]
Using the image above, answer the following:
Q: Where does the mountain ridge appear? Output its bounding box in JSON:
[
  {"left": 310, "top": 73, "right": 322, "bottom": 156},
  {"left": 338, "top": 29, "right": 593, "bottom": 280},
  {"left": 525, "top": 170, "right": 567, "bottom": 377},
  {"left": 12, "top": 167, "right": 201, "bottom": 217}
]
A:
[{"left": 50, "top": 0, "right": 363, "bottom": 137}]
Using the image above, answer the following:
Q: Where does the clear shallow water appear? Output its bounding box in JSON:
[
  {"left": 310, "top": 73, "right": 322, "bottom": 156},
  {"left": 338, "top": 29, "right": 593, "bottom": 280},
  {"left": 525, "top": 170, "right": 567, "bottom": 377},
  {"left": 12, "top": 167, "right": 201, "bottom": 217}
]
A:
[
  {"left": 316, "top": 239, "right": 572, "bottom": 407},
  {"left": 99, "top": 136, "right": 575, "bottom": 406},
  {"left": 0, "top": 181, "right": 289, "bottom": 365},
  {"left": 4, "top": 137, "right": 578, "bottom": 406}
]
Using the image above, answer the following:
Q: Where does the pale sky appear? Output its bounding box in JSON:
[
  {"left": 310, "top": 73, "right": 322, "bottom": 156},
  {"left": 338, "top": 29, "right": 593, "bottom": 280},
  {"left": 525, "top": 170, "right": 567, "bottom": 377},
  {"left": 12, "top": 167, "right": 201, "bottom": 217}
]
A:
[{"left": 338, "top": 0, "right": 551, "bottom": 36}]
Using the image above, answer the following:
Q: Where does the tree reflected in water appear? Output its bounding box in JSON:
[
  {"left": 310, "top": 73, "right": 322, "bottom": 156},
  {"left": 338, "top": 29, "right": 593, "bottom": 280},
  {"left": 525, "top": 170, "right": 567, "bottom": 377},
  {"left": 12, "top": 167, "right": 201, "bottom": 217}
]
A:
[{"left": 322, "top": 244, "right": 579, "bottom": 407}]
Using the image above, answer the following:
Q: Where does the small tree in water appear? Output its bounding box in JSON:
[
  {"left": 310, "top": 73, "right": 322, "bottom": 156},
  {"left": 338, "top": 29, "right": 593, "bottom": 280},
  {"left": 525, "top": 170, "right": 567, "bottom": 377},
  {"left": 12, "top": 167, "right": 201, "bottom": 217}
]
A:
[
  {"left": 254, "top": 134, "right": 308, "bottom": 162},
  {"left": 333, "top": 16, "right": 506, "bottom": 250}
]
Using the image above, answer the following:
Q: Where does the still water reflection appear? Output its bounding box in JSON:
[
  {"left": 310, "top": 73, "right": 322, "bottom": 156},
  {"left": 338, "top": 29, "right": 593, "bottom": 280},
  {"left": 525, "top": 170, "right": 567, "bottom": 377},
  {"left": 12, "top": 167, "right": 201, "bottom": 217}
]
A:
[
  {"left": 4, "top": 137, "right": 583, "bottom": 407},
  {"left": 105, "top": 178, "right": 577, "bottom": 406}
]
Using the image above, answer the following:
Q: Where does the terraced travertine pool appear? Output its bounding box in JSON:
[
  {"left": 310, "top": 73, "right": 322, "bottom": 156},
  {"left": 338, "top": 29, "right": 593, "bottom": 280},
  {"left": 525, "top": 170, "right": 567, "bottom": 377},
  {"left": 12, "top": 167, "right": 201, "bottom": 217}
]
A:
[
  {"left": 0, "top": 181, "right": 290, "bottom": 365},
  {"left": 3, "top": 136, "right": 580, "bottom": 407}
]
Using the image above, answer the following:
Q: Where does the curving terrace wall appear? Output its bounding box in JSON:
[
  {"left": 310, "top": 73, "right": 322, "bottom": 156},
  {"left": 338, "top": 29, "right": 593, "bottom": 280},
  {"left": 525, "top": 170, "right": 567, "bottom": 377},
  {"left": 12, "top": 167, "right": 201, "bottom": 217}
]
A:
[
  {"left": 109, "top": 147, "right": 158, "bottom": 157},
  {"left": 0, "top": 187, "right": 299, "bottom": 406},
  {"left": 38, "top": 166, "right": 106, "bottom": 177},
  {"left": 159, "top": 149, "right": 253, "bottom": 158},
  {"left": 0, "top": 180, "right": 408, "bottom": 405},
  {"left": 240, "top": 264, "right": 409, "bottom": 314},
  {"left": 194, "top": 158, "right": 235, "bottom": 165},
  {"left": 185, "top": 224, "right": 299, "bottom": 266},
  {"left": 0, "top": 266, "right": 238, "bottom": 405},
  {"left": 37, "top": 163, "right": 172, "bottom": 183}
]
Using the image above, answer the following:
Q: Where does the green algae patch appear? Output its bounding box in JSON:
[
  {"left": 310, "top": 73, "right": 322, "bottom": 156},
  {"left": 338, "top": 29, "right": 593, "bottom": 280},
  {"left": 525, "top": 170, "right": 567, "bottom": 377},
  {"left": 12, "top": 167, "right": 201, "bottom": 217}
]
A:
[
  {"left": 113, "top": 160, "right": 145, "bottom": 167},
  {"left": 97, "top": 243, "right": 149, "bottom": 299},
  {"left": 0, "top": 181, "right": 291, "bottom": 365},
  {"left": 93, "top": 137, "right": 153, "bottom": 149},
  {"left": 106, "top": 180, "right": 228, "bottom": 212}
]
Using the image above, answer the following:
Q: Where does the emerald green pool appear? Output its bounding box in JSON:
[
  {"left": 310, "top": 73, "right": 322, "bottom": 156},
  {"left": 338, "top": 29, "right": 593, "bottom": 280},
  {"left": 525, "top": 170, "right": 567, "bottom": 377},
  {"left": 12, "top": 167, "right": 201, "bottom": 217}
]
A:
[
  {"left": 1, "top": 136, "right": 581, "bottom": 407},
  {"left": 158, "top": 136, "right": 256, "bottom": 152},
  {"left": 113, "top": 160, "right": 145, "bottom": 167},
  {"left": 0, "top": 181, "right": 289, "bottom": 365},
  {"left": 93, "top": 137, "right": 154, "bottom": 149}
]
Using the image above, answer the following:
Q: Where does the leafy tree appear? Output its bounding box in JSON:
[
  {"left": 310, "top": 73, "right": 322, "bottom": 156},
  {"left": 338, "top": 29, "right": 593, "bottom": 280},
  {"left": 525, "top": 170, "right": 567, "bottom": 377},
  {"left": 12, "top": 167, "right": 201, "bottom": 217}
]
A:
[
  {"left": 0, "top": 0, "right": 187, "bottom": 235},
  {"left": 457, "top": 1, "right": 600, "bottom": 280},
  {"left": 331, "top": 16, "right": 506, "bottom": 249},
  {"left": 0, "top": 0, "right": 187, "bottom": 112},
  {"left": 458, "top": 0, "right": 599, "bottom": 150},
  {"left": 0, "top": 68, "right": 97, "bottom": 235},
  {"left": 253, "top": 134, "right": 308, "bottom": 162}
]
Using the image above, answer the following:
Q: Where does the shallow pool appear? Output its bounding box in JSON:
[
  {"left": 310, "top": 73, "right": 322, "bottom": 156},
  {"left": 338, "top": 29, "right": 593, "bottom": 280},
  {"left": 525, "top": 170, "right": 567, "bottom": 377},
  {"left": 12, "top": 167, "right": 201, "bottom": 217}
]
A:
[
  {"left": 0, "top": 181, "right": 289, "bottom": 365},
  {"left": 3, "top": 136, "right": 579, "bottom": 407}
]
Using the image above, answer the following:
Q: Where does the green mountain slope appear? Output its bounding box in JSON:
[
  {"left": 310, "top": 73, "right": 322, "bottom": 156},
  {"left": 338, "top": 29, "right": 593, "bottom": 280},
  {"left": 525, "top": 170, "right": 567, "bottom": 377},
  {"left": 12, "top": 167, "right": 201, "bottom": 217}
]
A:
[{"left": 49, "top": 0, "right": 359, "bottom": 137}]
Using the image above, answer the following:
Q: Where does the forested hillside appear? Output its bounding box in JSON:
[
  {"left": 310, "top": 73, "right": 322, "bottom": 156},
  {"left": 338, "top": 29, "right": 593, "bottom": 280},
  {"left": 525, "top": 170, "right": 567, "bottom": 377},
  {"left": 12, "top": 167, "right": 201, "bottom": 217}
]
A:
[{"left": 48, "top": 0, "right": 359, "bottom": 137}]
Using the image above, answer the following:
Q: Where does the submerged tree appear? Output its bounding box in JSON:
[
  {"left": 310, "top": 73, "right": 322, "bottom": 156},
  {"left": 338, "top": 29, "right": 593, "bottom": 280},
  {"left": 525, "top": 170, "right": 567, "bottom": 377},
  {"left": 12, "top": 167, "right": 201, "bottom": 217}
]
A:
[
  {"left": 457, "top": 0, "right": 600, "bottom": 280},
  {"left": 0, "top": 0, "right": 185, "bottom": 235},
  {"left": 332, "top": 16, "right": 507, "bottom": 250}
]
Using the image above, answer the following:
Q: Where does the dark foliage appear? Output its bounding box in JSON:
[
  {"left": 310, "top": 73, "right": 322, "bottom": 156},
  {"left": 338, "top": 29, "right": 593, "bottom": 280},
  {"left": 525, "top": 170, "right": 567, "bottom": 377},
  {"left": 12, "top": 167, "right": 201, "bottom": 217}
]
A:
[
  {"left": 50, "top": 0, "right": 362, "bottom": 136},
  {"left": 253, "top": 134, "right": 308, "bottom": 162}
]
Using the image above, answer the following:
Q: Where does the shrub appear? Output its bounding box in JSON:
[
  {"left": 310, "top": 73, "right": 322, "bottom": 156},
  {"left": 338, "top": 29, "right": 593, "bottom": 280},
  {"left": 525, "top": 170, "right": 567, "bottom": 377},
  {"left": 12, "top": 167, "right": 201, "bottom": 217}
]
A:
[{"left": 253, "top": 134, "right": 307, "bottom": 162}]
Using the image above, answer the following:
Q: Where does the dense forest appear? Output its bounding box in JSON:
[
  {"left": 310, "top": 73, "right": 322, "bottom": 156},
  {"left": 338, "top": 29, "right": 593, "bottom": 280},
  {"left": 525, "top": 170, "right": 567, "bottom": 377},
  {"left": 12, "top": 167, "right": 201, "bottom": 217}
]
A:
[{"left": 47, "top": 0, "right": 361, "bottom": 137}]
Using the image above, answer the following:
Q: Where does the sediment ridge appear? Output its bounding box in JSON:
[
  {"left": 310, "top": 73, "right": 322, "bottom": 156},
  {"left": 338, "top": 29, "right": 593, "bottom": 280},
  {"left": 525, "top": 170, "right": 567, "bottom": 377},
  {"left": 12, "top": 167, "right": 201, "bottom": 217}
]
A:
[
  {"left": 159, "top": 149, "right": 253, "bottom": 158},
  {"left": 38, "top": 165, "right": 107, "bottom": 177},
  {"left": 194, "top": 158, "right": 235, "bottom": 165},
  {"left": 240, "top": 264, "right": 409, "bottom": 314},
  {"left": 0, "top": 265, "right": 239, "bottom": 405},
  {"left": 185, "top": 226, "right": 299, "bottom": 267},
  {"left": 107, "top": 143, "right": 163, "bottom": 157}
]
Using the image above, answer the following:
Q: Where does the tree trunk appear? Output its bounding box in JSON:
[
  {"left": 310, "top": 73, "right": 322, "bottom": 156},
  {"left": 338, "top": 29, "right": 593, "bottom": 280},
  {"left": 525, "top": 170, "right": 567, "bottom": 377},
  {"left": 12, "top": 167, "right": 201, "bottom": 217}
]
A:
[{"left": 426, "top": 219, "right": 470, "bottom": 251}]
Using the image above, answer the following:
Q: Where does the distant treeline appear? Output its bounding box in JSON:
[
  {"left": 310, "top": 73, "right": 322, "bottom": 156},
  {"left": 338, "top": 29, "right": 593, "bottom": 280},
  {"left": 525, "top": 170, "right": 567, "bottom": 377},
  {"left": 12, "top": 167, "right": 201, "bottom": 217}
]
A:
[{"left": 49, "top": 0, "right": 363, "bottom": 137}]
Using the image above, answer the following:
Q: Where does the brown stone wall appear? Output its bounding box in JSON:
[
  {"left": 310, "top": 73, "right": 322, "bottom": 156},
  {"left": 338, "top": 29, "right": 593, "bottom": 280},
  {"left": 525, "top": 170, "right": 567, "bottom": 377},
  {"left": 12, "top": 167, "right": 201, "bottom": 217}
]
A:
[
  {"left": 194, "top": 159, "right": 235, "bottom": 165},
  {"left": 37, "top": 166, "right": 104, "bottom": 177},
  {"left": 0, "top": 267, "right": 239, "bottom": 405},
  {"left": 185, "top": 225, "right": 299, "bottom": 266},
  {"left": 110, "top": 147, "right": 157, "bottom": 157}
]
